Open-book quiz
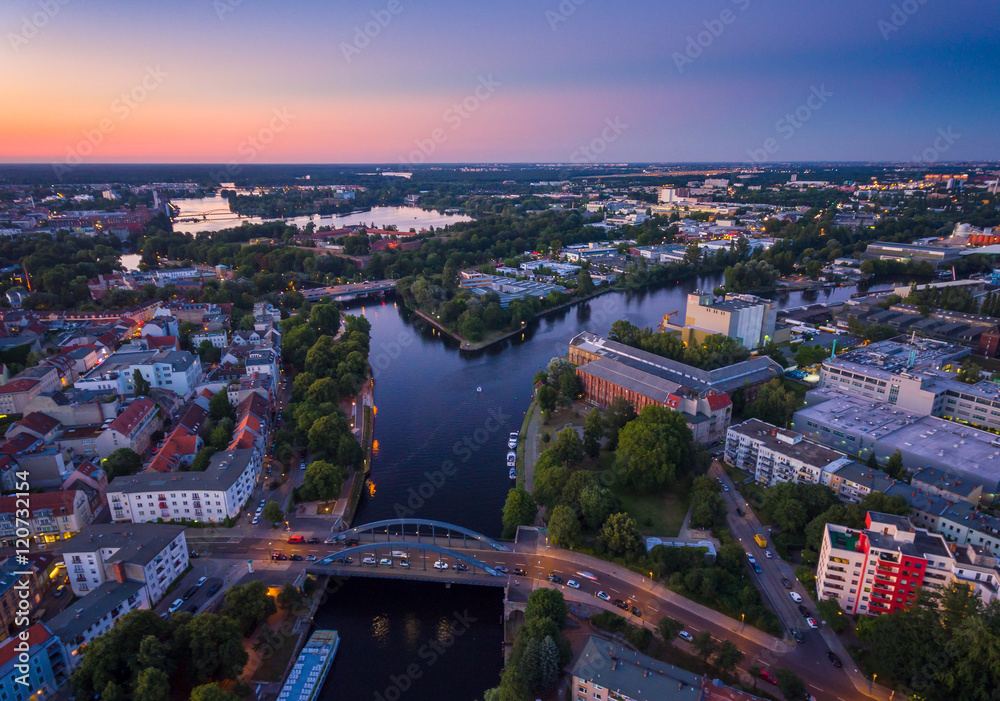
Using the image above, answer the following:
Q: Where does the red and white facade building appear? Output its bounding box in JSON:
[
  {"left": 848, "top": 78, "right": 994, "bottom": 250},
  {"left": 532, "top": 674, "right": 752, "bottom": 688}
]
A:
[{"left": 818, "top": 511, "right": 1000, "bottom": 616}]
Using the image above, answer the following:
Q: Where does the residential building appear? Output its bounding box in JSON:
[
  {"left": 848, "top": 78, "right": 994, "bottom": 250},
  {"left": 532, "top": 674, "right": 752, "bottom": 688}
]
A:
[
  {"left": 0, "top": 623, "right": 69, "bottom": 699},
  {"left": 62, "top": 523, "right": 187, "bottom": 601},
  {"left": 47, "top": 581, "right": 149, "bottom": 668},
  {"left": 107, "top": 448, "right": 262, "bottom": 524},
  {"left": 0, "top": 557, "right": 44, "bottom": 640},
  {"left": 665, "top": 291, "right": 777, "bottom": 350},
  {"left": 74, "top": 350, "right": 202, "bottom": 399},
  {"left": 0, "top": 379, "right": 42, "bottom": 414},
  {"left": 911, "top": 466, "right": 983, "bottom": 505},
  {"left": 725, "top": 419, "right": 848, "bottom": 486},
  {"left": 0, "top": 491, "right": 93, "bottom": 547},
  {"left": 191, "top": 329, "right": 228, "bottom": 349},
  {"left": 4, "top": 412, "right": 61, "bottom": 444},
  {"left": 817, "top": 511, "right": 1000, "bottom": 616},
  {"left": 94, "top": 397, "right": 160, "bottom": 458}
]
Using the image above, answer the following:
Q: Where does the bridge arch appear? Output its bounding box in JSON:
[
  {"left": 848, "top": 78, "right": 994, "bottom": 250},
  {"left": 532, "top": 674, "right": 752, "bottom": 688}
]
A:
[
  {"left": 314, "top": 541, "right": 504, "bottom": 576},
  {"left": 333, "top": 519, "right": 512, "bottom": 552}
]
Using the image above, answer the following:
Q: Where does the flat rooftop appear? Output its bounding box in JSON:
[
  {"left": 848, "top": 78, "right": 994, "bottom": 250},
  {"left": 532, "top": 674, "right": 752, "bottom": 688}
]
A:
[
  {"left": 728, "top": 418, "right": 844, "bottom": 466},
  {"left": 108, "top": 448, "right": 255, "bottom": 493}
]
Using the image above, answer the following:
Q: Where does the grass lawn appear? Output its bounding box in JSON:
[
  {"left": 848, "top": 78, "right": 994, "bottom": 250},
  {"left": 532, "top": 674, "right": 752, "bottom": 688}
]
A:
[
  {"left": 252, "top": 631, "right": 302, "bottom": 683},
  {"left": 614, "top": 487, "right": 688, "bottom": 537},
  {"left": 781, "top": 376, "right": 809, "bottom": 401}
]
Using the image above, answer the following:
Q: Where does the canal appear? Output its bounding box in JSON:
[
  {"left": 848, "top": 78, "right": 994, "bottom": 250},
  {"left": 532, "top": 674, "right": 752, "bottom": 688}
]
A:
[{"left": 315, "top": 275, "right": 884, "bottom": 699}]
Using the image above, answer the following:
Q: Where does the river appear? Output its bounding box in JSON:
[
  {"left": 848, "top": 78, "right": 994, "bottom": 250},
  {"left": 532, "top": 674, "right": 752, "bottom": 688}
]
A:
[
  {"left": 315, "top": 274, "right": 888, "bottom": 700},
  {"left": 168, "top": 195, "right": 471, "bottom": 234}
]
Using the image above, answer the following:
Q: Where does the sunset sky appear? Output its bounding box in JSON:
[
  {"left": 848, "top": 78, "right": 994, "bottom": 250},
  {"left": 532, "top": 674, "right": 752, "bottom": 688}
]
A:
[{"left": 2, "top": 0, "right": 997, "bottom": 164}]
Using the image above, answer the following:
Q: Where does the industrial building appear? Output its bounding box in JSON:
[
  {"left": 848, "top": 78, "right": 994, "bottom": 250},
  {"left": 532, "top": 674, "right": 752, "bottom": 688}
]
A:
[
  {"left": 664, "top": 291, "right": 777, "bottom": 350},
  {"left": 861, "top": 241, "right": 962, "bottom": 268}
]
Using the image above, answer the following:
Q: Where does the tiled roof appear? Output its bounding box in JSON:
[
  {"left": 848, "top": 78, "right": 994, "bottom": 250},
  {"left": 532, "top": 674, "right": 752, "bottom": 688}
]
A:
[
  {"left": 11, "top": 411, "right": 60, "bottom": 435},
  {"left": 0, "top": 490, "right": 80, "bottom": 518},
  {"left": 107, "top": 398, "right": 157, "bottom": 436},
  {"left": 0, "top": 378, "right": 39, "bottom": 394},
  {"left": 0, "top": 623, "right": 52, "bottom": 668}
]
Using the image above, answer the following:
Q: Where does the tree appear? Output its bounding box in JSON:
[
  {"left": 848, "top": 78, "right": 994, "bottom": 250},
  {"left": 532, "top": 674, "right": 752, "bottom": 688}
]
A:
[
  {"left": 775, "top": 669, "right": 807, "bottom": 699},
  {"left": 502, "top": 487, "right": 536, "bottom": 538},
  {"left": 614, "top": 406, "right": 693, "bottom": 490},
  {"left": 102, "top": 448, "right": 143, "bottom": 479},
  {"left": 958, "top": 358, "right": 984, "bottom": 385},
  {"left": 525, "top": 588, "right": 568, "bottom": 629},
  {"left": 133, "top": 667, "right": 170, "bottom": 701},
  {"left": 577, "top": 269, "right": 595, "bottom": 295},
  {"left": 135, "top": 634, "right": 170, "bottom": 674},
  {"left": 190, "top": 684, "right": 240, "bottom": 701},
  {"left": 221, "top": 581, "right": 276, "bottom": 636},
  {"left": 552, "top": 426, "right": 584, "bottom": 466},
  {"left": 309, "top": 302, "right": 340, "bottom": 336},
  {"left": 207, "top": 390, "right": 234, "bottom": 422},
  {"left": 598, "top": 512, "right": 643, "bottom": 557},
  {"left": 582, "top": 408, "right": 604, "bottom": 458},
  {"left": 547, "top": 504, "right": 580, "bottom": 547},
  {"left": 657, "top": 616, "right": 682, "bottom": 641},
  {"left": 180, "top": 614, "right": 249, "bottom": 683},
  {"left": 579, "top": 485, "right": 619, "bottom": 531},
  {"left": 277, "top": 582, "right": 305, "bottom": 612},
  {"left": 714, "top": 640, "right": 744, "bottom": 674},
  {"left": 603, "top": 397, "right": 636, "bottom": 450},
  {"left": 745, "top": 378, "right": 799, "bottom": 427},
  {"left": 461, "top": 315, "right": 485, "bottom": 342},
  {"left": 692, "top": 631, "right": 716, "bottom": 660},
  {"left": 262, "top": 501, "right": 283, "bottom": 524},
  {"left": 886, "top": 449, "right": 905, "bottom": 480},
  {"left": 817, "top": 597, "right": 849, "bottom": 633},
  {"left": 132, "top": 368, "right": 151, "bottom": 396},
  {"left": 300, "top": 460, "right": 347, "bottom": 502},
  {"left": 537, "top": 384, "right": 558, "bottom": 413}
]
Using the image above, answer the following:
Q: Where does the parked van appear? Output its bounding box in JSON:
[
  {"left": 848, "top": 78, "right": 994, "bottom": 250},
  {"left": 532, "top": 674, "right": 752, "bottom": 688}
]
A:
[{"left": 287, "top": 535, "right": 305, "bottom": 544}]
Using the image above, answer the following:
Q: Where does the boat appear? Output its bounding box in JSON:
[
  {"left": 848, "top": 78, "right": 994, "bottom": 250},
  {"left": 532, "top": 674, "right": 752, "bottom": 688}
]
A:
[
  {"left": 508, "top": 432, "right": 518, "bottom": 449},
  {"left": 506, "top": 451, "right": 516, "bottom": 467},
  {"left": 476, "top": 386, "right": 482, "bottom": 393},
  {"left": 276, "top": 629, "right": 339, "bottom": 701},
  {"left": 509, "top": 468, "right": 517, "bottom": 480}
]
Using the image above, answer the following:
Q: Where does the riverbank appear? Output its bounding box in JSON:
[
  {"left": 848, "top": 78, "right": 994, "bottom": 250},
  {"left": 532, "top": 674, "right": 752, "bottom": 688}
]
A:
[{"left": 409, "top": 286, "right": 615, "bottom": 351}]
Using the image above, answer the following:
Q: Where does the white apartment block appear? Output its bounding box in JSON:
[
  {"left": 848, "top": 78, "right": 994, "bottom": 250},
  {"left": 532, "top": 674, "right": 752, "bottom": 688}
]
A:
[
  {"left": 191, "top": 329, "right": 229, "bottom": 348},
  {"left": 725, "top": 419, "right": 849, "bottom": 487},
  {"left": 48, "top": 581, "right": 150, "bottom": 668},
  {"left": 75, "top": 349, "right": 202, "bottom": 399},
  {"left": 107, "top": 448, "right": 262, "bottom": 524},
  {"left": 0, "top": 491, "right": 93, "bottom": 547}
]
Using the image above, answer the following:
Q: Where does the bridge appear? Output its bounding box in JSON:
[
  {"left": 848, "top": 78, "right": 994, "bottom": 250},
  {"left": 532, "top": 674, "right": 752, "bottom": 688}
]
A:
[
  {"left": 299, "top": 280, "right": 396, "bottom": 303},
  {"left": 331, "top": 518, "right": 512, "bottom": 552}
]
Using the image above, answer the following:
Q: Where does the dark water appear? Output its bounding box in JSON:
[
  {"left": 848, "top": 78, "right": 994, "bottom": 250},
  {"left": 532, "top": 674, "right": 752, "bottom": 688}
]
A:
[{"left": 315, "top": 276, "right": 877, "bottom": 699}]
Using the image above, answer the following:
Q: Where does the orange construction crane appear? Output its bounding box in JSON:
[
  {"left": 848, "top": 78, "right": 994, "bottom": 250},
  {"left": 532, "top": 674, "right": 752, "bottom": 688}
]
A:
[{"left": 658, "top": 310, "right": 680, "bottom": 333}]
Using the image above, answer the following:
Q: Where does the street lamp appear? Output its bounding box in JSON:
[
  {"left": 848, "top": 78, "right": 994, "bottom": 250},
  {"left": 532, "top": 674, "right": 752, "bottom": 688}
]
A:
[
  {"left": 740, "top": 613, "right": 745, "bottom": 632},
  {"left": 870, "top": 673, "right": 877, "bottom": 691}
]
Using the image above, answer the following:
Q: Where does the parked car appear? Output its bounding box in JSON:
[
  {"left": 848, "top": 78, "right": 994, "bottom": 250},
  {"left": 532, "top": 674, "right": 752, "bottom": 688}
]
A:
[
  {"left": 433, "top": 560, "right": 449, "bottom": 570},
  {"left": 290, "top": 554, "right": 303, "bottom": 561},
  {"left": 54, "top": 585, "right": 66, "bottom": 597},
  {"left": 759, "top": 670, "right": 777, "bottom": 685},
  {"left": 307, "top": 537, "right": 320, "bottom": 544},
  {"left": 735, "top": 507, "right": 744, "bottom": 516},
  {"left": 196, "top": 576, "right": 207, "bottom": 587},
  {"left": 272, "top": 552, "right": 288, "bottom": 561},
  {"left": 168, "top": 599, "right": 184, "bottom": 613},
  {"left": 789, "top": 591, "right": 803, "bottom": 603},
  {"left": 612, "top": 599, "right": 628, "bottom": 610},
  {"left": 324, "top": 537, "right": 339, "bottom": 544},
  {"left": 753, "top": 564, "right": 762, "bottom": 574},
  {"left": 398, "top": 559, "right": 410, "bottom": 568},
  {"left": 781, "top": 578, "right": 792, "bottom": 589},
  {"left": 630, "top": 606, "right": 642, "bottom": 617},
  {"left": 207, "top": 583, "right": 221, "bottom": 596},
  {"left": 764, "top": 550, "right": 773, "bottom": 559},
  {"left": 566, "top": 580, "right": 580, "bottom": 589},
  {"left": 798, "top": 604, "right": 810, "bottom": 617},
  {"left": 512, "top": 568, "right": 526, "bottom": 576},
  {"left": 827, "top": 651, "right": 842, "bottom": 668},
  {"left": 251, "top": 516, "right": 260, "bottom": 525},
  {"left": 596, "top": 591, "right": 611, "bottom": 601},
  {"left": 722, "top": 484, "right": 729, "bottom": 492},
  {"left": 189, "top": 551, "right": 201, "bottom": 559},
  {"left": 547, "top": 574, "right": 562, "bottom": 584},
  {"left": 790, "top": 627, "right": 804, "bottom": 643},
  {"left": 182, "top": 586, "right": 198, "bottom": 600},
  {"left": 806, "top": 617, "right": 819, "bottom": 629},
  {"left": 306, "top": 555, "right": 317, "bottom": 561},
  {"left": 333, "top": 556, "right": 353, "bottom": 564},
  {"left": 678, "top": 631, "right": 694, "bottom": 642}
]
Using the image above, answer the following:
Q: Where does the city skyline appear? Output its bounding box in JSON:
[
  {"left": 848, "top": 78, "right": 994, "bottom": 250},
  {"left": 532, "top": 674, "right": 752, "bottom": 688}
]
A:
[{"left": 2, "top": 0, "right": 998, "bottom": 165}]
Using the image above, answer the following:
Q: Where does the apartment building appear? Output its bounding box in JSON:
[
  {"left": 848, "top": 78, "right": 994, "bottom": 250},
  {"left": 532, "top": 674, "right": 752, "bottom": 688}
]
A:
[
  {"left": 107, "top": 448, "right": 261, "bottom": 524},
  {"left": 0, "top": 491, "right": 93, "bottom": 547},
  {"left": 817, "top": 511, "right": 1000, "bottom": 616},
  {"left": 93, "top": 397, "right": 161, "bottom": 458},
  {"left": 725, "top": 419, "right": 848, "bottom": 486},
  {"left": 0, "top": 379, "right": 42, "bottom": 414},
  {"left": 75, "top": 349, "right": 202, "bottom": 399},
  {"left": 0, "top": 623, "right": 69, "bottom": 699},
  {"left": 569, "top": 636, "right": 704, "bottom": 701},
  {"left": 62, "top": 523, "right": 187, "bottom": 602},
  {"left": 47, "top": 581, "right": 149, "bottom": 668}
]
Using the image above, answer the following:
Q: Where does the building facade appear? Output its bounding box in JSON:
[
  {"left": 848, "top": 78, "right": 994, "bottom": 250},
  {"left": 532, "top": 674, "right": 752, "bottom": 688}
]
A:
[{"left": 0, "top": 623, "right": 69, "bottom": 699}]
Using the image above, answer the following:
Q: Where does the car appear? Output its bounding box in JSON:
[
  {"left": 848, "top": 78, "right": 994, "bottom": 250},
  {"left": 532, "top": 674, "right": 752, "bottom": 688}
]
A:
[
  {"left": 344, "top": 538, "right": 359, "bottom": 547},
  {"left": 189, "top": 551, "right": 201, "bottom": 559},
  {"left": 290, "top": 554, "right": 303, "bottom": 561},
  {"left": 596, "top": 591, "right": 611, "bottom": 601},
  {"left": 630, "top": 606, "right": 642, "bottom": 617},
  {"left": 513, "top": 568, "right": 526, "bottom": 577},
  {"left": 790, "top": 627, "right": 804, "bottom": 643},
  {"left": 272, "top": 552, "right": 288, "bottom": 561},
  {"left": 260, "top": 499, "right": 266, "bottom": 506},
  {"left": 789, "top": 591, "right": 803, "bottom": 603},
  {"left": 722, "top": 485, "right": 729, "bottom": 492},
  {"left": 753, "top": 564, "right": 762, "bottom": 574},
  {"left": 827, "top": 651, "right": 842, "bottom": 668},
  {"left": 764, "top": 550, "right": 773, "bottom": 559},
  {"left": 759, "top": 670, "right": 777, "bottom": 685},
  {"left": 207, "top": 583, "right": 221, "bottom": 596},
  {"left": 735, "top": 507, "right": 744, "bottom": 516},
  {"left": 54, "top": 584, "right": 66, "bottom": 597},
  {"left": 183, "top": 586, "right": 198, "bottom": 600},
  {"left": 333, "top": 556, "right": 353, "bottom": 564},
  {"left": 379, "top": 558, "right": 393, "bottom": 566},
  {"left": 433, "top": 560, "right": 449, "bottom": 570},
  {"left": 678, "top": 631, "right": 694, "bottom": 642},
  {"left": 196, "top": 576, "right": 208, "bottom": 587},
  {"left": 363, "top": 557, "right": 377, "bottom": 565},
  {"left": 307, "top": 537, "right": 320, "bottom": 544},
  {"left": 300, "top": 461, "right": 307, "bottom": 470},
  {"left": 781, "top": 578, "right": 792, "bottom": 589},
  {"left": 306, "top": 555, "right": 317, "bottom": 561},
  {"left": 566, "top": 580, "right": 580, "bottom": 589},
  {"left": 746, "top": 552, "right": 756, "bottom": 563},
  {"left": 798, "top": 604, "right": 811, "bottom": 617},
  {"left": 398, "top": 559, "right": 409, "bottom": 568},
  {"left": 454, "top": 563, "right": 469, "bottom": 572},
  {"left": 287, "top": 535, "right": 304, "bottom": 544},
  {"left": 168, "top": 599, "right": 184, "bottom": 613},
  {"left": 547, "top": 574, "right": 563, "bottom": 584},
  {"left": 613, "top": 599, "right": 628, "bottom": 610},
  {"left": 494, "top": 565, "right": 508, "bottom": 574},
  {"left": 251, "top": 516, "right": 260, "bottom": 525},
  {"left": 717, "top": 477, "right": 723, "bottom": 484},
  {"left": 806, "top": 617, "right": 818, "bottom": 629},
  {"left": 325, "top": 537, "right": 339, "bottom": 544}
]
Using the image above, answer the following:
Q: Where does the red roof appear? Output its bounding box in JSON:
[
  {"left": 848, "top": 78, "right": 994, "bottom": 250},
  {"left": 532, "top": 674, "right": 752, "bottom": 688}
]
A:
[
  {"left": 706, "top": 392, "right": 732, "bottom": 411},
  {"left": 0, "top": 433, "right": 41, "bottom": 455},
  {"left": 146, "top": 335, "right": 178, "bottom": 349},
  {"left": 0, "top": 623, "right": 52, "bottom": 667},
  {"left": 107, "top": 398, "right": 157, "bottom": 436},
  {"left": 0, "top": 378, "right": 40, "bottom": 395},
  {"left": 666, "top": 394, "right": 681, "bottom": 409},
  {"left": 0, "top": 491, "right": 79, "bottom": 518},
  {"left": 75, "top": 459, "right": 104, "bottom": 479},
  {"left": 11, "top": 412, "right": 60, "bottom": 436},
  {"left": 228, "top": 431, "right": 258, "bottom": 450}
]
